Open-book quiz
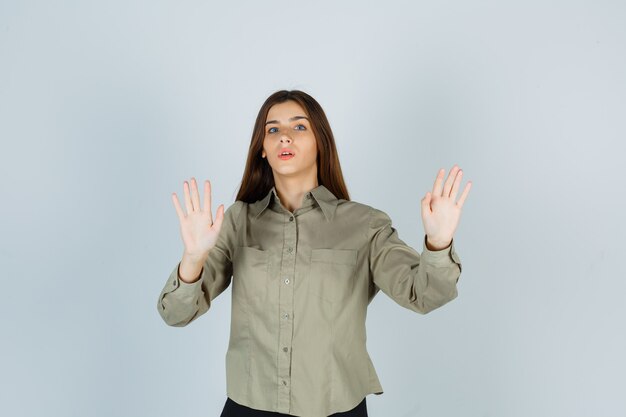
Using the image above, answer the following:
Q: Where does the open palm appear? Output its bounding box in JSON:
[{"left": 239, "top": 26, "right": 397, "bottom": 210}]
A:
[
  {"left": 171, "top": 177, "right": 225, "bottom": 258},
  {"left": 421, "top": 165, "right": 472, "bottom": 250}
]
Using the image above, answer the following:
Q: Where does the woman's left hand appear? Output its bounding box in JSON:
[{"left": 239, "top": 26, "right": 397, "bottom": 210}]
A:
[{"left": 421, "top": 165, "right": 472, "bottom": 250}]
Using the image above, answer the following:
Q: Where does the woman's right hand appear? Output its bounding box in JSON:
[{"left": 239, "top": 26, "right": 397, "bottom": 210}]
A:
[{"left": 171, "top": 177, "right": 225, "bottom": 259}]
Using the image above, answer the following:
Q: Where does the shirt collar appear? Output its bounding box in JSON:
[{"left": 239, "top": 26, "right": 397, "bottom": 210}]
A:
[{"left": 250, "top": 184, "right": 339, "bottom": 221}]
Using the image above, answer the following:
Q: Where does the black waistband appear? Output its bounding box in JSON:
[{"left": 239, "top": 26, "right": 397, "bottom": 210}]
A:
[{"left": 220, "top": 396, "right": 368, "bottom": 417}]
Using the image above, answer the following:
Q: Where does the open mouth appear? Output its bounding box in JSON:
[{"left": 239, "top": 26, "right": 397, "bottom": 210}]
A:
[{"left": 278, "top": 150, "right": 295, "bottom": 160}]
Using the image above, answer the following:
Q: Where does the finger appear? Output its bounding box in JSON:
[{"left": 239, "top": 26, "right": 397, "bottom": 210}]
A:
[
  {"left": 209, "top": 181, "right": 213, "bottom": 224},
  {"left": 212, "top": 204, "right": 225, "bottom": 230},
  {"left": 171, "top": 192, "right": 186, "bottom": 220},
  {"left": 183, "top": 180, "right": 194, "bottom": 212},
  {"left": 190, "top": 177, "right": 201, "bottom": 212},
  {"left": 450, "top": 168, "right": 462, "bottom": 200},
  {"left": 456, "top": 181, "right": 472, "bottom": 208},
  {"left": 443, "top": 164, "right": 460, "bottom": 197},
  {"left": 431, "top": 168, "right": 445, "bottom": 196},
  {"left": 203, "top": 180, "right": 212, "bottom": 217}
]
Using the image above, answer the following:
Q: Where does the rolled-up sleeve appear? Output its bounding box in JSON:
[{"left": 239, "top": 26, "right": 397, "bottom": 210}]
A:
[
  {"left": 368, "top": 207, "right": 463, "bottom": 314},
  {"left": 157, "top": 200, "right": 243, "bottom": 327}
]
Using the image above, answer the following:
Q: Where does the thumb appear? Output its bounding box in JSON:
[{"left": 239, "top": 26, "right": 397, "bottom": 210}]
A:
[{"left": 421, "top": 192, "right": 431, "bottom": 214}]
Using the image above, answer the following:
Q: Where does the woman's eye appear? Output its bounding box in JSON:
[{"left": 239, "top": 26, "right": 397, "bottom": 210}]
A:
[{"left": 268, "top": 124, "right": 306, "bottom": 134}]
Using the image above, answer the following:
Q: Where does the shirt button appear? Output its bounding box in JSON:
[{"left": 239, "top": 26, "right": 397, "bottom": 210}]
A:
[
  {"left": 289, "top": 216, "right": 294, "bottom": 221},
  {"left": 284, "top": 278, "right": 290, "bottom": 284},
  {"left": 287, "top": 247, "right": 293, "bottom": 253},
  {"left": 282, "top": 313, "right": 289, "bottom": 319},
  {"left": 283, "top": 347, "right": 288, "bottom": 352},
  {"left": 282, "top": 380, "right": 287, "bottom": 385}
]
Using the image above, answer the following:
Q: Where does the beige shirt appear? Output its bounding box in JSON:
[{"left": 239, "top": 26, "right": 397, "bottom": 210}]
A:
[{"left": 157, "top": 184, "right": 463, "bottom": 417}]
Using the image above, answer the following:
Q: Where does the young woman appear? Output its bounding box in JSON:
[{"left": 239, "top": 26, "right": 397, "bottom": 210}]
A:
[{"left": 157, "top": 90, "right": 472, "bottom": 417}]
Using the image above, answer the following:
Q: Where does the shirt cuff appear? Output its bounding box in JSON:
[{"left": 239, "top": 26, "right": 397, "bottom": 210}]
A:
[
  {"left": 166, "top": 261, "right": 205, "bottom": 296},
  {"left": 420, "top": 235, "right": 462, "bottom": 269}
]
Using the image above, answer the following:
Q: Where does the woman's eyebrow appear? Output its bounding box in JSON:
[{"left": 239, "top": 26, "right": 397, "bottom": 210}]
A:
[{"left": 265, "top": 116, "right": 309, "bottom": 125}]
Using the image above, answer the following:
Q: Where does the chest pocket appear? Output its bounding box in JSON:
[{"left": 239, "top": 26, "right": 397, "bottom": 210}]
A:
[
  {"left": 308, "top": 248, "right": 358, "bottom": 303},
  {"left": 233, "top": 246, "right": 270, "bottom": 301}
]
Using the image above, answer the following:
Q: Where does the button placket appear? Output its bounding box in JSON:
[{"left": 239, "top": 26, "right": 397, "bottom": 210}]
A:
[{"left": 277, "top": 212, "right": 296, "bottom": 412}]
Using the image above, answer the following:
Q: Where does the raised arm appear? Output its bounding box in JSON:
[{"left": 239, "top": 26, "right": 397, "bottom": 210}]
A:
[
  {"left": 368, "top": 207, "right": 462, "bottom": 314},
  {"left": 156, "top": 178, "right": 242, "bottom": 327}
]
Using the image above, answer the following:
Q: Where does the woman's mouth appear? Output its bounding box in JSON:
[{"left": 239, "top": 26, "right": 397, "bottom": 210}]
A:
[{"left": 278, "top": 150, "right": 295, "bottom": 160}]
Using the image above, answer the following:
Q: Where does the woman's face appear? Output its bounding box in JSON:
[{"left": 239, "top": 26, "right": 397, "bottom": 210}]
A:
[{"left": 262, "top": 100, "right": 318, "bottom": 182}]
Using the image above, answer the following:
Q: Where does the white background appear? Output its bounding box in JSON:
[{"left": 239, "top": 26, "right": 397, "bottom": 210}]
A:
[{"left": 1, "top": 1, "right": 625, "bottom": 416}]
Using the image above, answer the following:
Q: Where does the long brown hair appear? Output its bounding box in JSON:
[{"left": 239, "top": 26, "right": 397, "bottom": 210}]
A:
[{"left": 235, "top": 90, "right": 350, "bottom": 204}]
